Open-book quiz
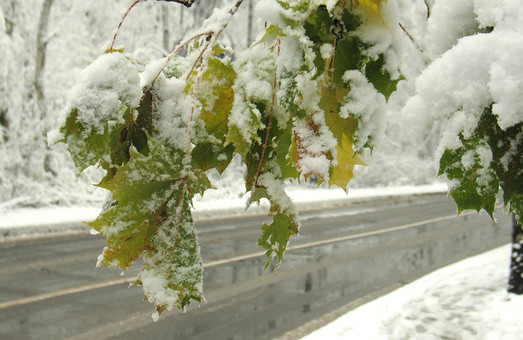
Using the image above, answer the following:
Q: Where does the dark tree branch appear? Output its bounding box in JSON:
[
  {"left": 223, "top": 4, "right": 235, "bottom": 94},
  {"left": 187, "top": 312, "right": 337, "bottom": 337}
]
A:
[
  {"left": 399, "top": 22, "right": 431, "bottom": 64},
  {"left": 155, "top": 0, "right": 198, "bottom": 8},
  {"left": 424, "top": 0, "right": 431, "bottom": 19},
  {"left": 509, "top": 215, "right": 523, "bottom": 294}
]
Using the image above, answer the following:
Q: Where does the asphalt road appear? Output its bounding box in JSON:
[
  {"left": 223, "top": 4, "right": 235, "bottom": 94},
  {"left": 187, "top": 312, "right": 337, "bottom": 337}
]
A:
[{"left": 0, "top": 194, "right": 511, "bottom": 340}]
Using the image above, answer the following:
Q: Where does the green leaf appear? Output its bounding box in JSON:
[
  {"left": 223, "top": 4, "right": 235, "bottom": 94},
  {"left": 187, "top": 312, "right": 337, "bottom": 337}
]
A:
[
  {"left": 439, "top": 108, "right": 523, "bottom": 222},
  {"left": 61, "top": 104, "right": 135, "bottom": 173},
  {"left": 250, "top": 173, "right": 300, "bottom": 268},
  {"left": 321, "top": 88, "right": 365, "bottom": 189},
  {"left": 256, "top": 24, "right": 285, "bottom": 46},
  {"left": 191, "top": 142, "right": 234, "bottom": 174},
  {"left": 258, "top": 213, "right": 295, "bottom": 269},
  {"left": 480, "top": 110, "right": 523, "bottom": 222},
  {"left": 88, "top": 138, "right": 207, "bottom": 311},
  {"left": 439, "top": 144, "right": 499, "bottom": 218},
  {"left": 274, "top": 124, "right": 298, "bottom": 180},
  {"left": 195, "top": 57, "right": 236, "bottom": 141},
  {"left": 364, "top": 55, "right": 402, "bottom": 101}
]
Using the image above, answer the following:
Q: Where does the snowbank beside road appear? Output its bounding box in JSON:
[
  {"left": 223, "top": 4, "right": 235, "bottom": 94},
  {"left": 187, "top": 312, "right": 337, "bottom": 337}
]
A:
[
  {"left": 301, "top": 244, "right": 522, "bottom": 340},
  {"left": 0, "top": 183, "right": 447, "bottom": 236}
]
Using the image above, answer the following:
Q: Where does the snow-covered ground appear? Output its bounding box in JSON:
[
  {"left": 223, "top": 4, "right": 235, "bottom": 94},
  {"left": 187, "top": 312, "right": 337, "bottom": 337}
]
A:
[
  {"left": 302, "top": 244, "right": 522, "bottom": 340},
  {"left": 0, "top": 183, "right": 447, "bottom": 230}
]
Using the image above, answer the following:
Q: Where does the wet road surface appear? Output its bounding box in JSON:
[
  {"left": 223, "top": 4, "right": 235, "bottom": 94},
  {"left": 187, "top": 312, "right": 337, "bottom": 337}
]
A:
[{"left": 0, "top": 194, "right": 511, "bottom": 339}]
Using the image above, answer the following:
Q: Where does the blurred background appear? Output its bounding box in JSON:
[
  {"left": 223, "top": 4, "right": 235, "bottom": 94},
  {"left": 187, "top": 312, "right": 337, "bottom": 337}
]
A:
[{"left": 0, "top": 0, "right": 439, "bottom": 210}]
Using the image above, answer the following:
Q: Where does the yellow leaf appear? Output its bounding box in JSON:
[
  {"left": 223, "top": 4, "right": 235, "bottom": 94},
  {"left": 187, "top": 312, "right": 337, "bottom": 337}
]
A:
[
  {"left": 329, "top": 132, "right": 365, "bottom": 190},
  {"left": 321, "top": 87, "right": 365, "bottom": 190},
  {"left": 355, "top": 0, "right": 386, "bottom": 19}
]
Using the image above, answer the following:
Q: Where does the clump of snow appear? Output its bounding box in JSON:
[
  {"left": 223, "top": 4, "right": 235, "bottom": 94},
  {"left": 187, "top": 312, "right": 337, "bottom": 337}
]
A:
[
  {"left": 64, "top": 52, "right": 142, "bottom": 137},
  {"left": 256, "top": 0, "right": 285, "bottom": 28},
  {"left": 257, "top": 172, "right": 299, "bottom": 222},
  {"left": 402, "top": 31, "right": 522, "bottom": 162},
  {"left": 403, "top": 0, "right": 523, "bottom": 164},
  {"left": 293, "top": 116, "right": 336, "bottom": 180},
  {"left": 140, "top": 57, "right": 167, "bottom": 89},
  {"left": 488, "top": 39, "right": 523, "bottom": 130},
  {"left": 46, "top": 129, "right": 63, "bottom": 146},
  {"left": 353, "top": 0, "right": 403, "bottom": 81},
  {"left": 473, "top": 0, "right": 523, "bottom": 31},
  {"left": 302, "top": 244, "right": 523, "bottom": 340},
  {"left": 152, "top": 75, "right": 194, "bottom": 150},
  {"left": 320, "top": 43, "right": 334, "bottom": 60},
  {"left": 424, "top": 0, "right": 479, "bottom": 58},
  {"left": 341, "top": 70, "right": 386, "bottom": 153}
]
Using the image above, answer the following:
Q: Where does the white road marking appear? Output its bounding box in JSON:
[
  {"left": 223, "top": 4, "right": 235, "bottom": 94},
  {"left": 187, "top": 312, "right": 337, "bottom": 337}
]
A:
[{"left": 0, "top": 277, "right": 136, "bottom": 309}]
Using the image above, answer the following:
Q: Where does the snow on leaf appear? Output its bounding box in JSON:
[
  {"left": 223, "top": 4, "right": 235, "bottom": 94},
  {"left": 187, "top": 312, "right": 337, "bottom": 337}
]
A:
[
  {"left": 189, "top": 56, "right": 236, "bottom": 174},
  {"left": 438, "top": 107, "right": 523, "bottom": 223},
  {"left": 190, "top": 57, "right": 236, "bottom": 141},
  {"left": 138, "top": 198, "right": 203, "bottom": 313},
  {"left": 322, "top": 88, "right": 365, "bottom": 190},
  {"left": 438, "top": 109, "right": 499, "bottom": 218},
  {"left": 251, "top": 172, "right": 300, "bottom": 269},
  {"left": 61, "top": 104, "right": 135, "bottom": 174},
  {"left": 356, "top": 0, "right": 386, "bottom": 18},
  {"left": 88, "top": 138, "right": 206, "bottom": 311},
  {"left": 439, "top": 142, "right": 499, "bottom": 218},
  {"left": 59, "top": 52, "right": 144, "bottom": 173}
]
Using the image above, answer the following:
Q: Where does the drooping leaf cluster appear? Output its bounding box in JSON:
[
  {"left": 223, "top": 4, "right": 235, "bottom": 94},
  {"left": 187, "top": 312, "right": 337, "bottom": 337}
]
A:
[{"left": 57, "top": 0, "right": 400, "bottom": 315}]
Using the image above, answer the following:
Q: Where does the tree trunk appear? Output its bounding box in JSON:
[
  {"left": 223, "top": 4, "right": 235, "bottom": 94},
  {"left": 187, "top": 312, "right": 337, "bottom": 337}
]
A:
[
  {"left": 246, "top": 0, "right": 253, "bottom": 47},
  {"left": 161, "top": 3, "right": 170, "bottom": 53},
  {"left": 508, "top": 215, "right": 523, "bottom": 294},
  {"left": 2, "top": 0, "right": 16, "bottom": 37},
  {"left": 35, "top": 0, "right": 55, "bottom": 176},
  {"left": 0, "top": 109, "right": 8, "bottom": 142},
  {"left": 35, "top": 0, "right": 53, "bottom": 122},
  {"left": 1, "top": 0, "right": 16, "bottom": 141},
  {"left": 35, "top": 0, "right": 53, "bottom": 120}
]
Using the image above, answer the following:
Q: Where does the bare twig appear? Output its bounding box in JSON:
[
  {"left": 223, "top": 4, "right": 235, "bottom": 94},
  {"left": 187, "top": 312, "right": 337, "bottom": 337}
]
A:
[
  {"left": 398, "top": 22, "right": 431, "bottom": 63},
  {"left": 151, "top": 0, "right": 245, "bottom": 87},
  {"left": 110, "top": 0, "right": 141, "bottom": 51},
  {"left": 175, "top": 0, "right": 246, "bottom": 224},
  {"left": 424, "top": 0, "right": 431, "bottom": 19}
]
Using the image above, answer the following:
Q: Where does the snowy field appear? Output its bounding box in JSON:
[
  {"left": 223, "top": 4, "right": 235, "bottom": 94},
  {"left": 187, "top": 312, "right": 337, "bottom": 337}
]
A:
[{"left": 302, "top": 244, "right": 523, "bottom": 340}]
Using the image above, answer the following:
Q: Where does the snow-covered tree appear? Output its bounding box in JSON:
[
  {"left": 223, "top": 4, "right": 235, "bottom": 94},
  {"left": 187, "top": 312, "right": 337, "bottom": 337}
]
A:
[
  {"left": 0, "top": 0, "right": 246, "bottom": 208},
  {"left": 402, "top": 0, "right": 523, "bottom": 295}
]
